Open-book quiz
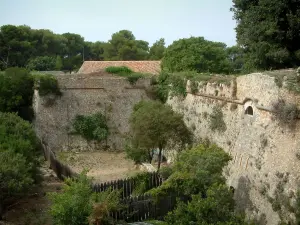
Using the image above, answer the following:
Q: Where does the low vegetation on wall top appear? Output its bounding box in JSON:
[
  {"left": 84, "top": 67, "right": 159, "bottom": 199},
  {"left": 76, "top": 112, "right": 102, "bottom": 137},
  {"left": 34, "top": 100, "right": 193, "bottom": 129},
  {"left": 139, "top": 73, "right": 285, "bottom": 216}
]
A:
[
  {"left": 105, "top": 66, "right": 148, "bottom": 85},
  {"left": 33, "top": 73, "right": 61, "bottom": 96}
]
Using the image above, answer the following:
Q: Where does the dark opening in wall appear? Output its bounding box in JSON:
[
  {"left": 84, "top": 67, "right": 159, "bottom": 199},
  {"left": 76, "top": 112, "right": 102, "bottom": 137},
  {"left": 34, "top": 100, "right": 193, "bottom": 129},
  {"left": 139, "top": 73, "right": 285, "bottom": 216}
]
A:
[{"left": 245, "top": 106, "right": 254, "bottom": 115}]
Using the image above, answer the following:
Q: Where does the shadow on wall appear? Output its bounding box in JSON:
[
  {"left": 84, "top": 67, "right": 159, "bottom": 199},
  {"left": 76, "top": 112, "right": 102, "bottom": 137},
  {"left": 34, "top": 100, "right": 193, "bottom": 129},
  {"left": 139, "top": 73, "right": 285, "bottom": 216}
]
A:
[{"left": 234, "top": 176, "right": 254, "bottom": 213}]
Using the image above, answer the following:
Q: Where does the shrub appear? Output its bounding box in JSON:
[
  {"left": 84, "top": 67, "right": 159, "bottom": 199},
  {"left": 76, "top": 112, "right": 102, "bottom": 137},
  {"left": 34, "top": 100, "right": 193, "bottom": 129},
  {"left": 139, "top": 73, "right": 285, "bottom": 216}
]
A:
[
  {"left": 0, "top": 112, "right": 41, "bottom": 217},
  {"left": 159, "top": 166, "right": 173, "bottom": 180},
  {"left": 105, "top": 66, "right": 133, "bottom": 74},
  {"left": 33, "top": 74, "right": 61, "bottom": 96},
  {"left": 49, "top": 172, "right": 121, "bottom": 225},
  {"left": 147, "top": 144, "right": 231, "bottom": 198},
  {"left": 72, "top": 112, "right": 109, "bottom": 142},
  {"left": 272, "top": 100, "right": 299, "bottom": 129},
  {"left": 0, "top": 150, "right": 34, "bottom": 217},
  {"left": 105, "top": 66, "right": 145, "bottom": 85},
  {"left": 165, "top": 184, "right": 246, "bottom": 225},
  {"left": 125, "top": 139, "right": 153, "bottom": 164},
  {"left": 209, "top": 106, "right": 227, "bottom": 132},
  {"left": 127, "top": 73, "right": 144, "bottom": 85},
  {"left": 0, "top": 67, "right": 34, "bottom": 120},
  {"left": 131, "top": 172, "right": 157, "bottom": 196}
]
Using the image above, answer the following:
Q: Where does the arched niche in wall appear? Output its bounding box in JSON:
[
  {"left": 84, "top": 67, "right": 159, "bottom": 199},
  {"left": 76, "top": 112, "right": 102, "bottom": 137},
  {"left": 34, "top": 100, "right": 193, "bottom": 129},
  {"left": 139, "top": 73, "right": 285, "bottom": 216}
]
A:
[{"left": 243, "top": 100, "right": 255, "bottom": 117}]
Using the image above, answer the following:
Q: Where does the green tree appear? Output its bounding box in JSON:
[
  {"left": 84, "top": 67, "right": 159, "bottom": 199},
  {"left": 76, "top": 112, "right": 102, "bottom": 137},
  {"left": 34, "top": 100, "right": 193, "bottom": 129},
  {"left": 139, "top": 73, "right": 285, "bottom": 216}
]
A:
[
  {"left": 149, "top": 38, "right": 166, "bottom": 60},
  {"left": 0, "top": 112, "right": 40, "bottom": 218},
  {"left": 0, "top": 25, "right": 34, "bottom": 69},
  {"left": 103, "top": 30, "right": 150, "bottom": 60},
  {"left": 55, "top": 55, "right": 63, "bottom": 70},
  {"left": 165, "top": 184, "right": 246, "bottom": 225},
  {"left": 27, "top": 56, "right": 56, "bottom": 71},
  {"left": 162, "top": 37, "right": 232, "bottom": 74},
  {"left": 148, "top": 144, "right": 231, "bottom": 197},
  {"left": 226, "top": 45, "right": 244, "bottom": 73},
  {"left": 128, "top": 100, "right": 192, "bottom": 170},
  {"left": 0, "top": 67, "right": 34, "bottom": 120},
  {"left": 61, "top": 32, "right": 85, "bottom": 71},
  {"left": 231, "top": 0, "right": 300, "bottom": 70}
]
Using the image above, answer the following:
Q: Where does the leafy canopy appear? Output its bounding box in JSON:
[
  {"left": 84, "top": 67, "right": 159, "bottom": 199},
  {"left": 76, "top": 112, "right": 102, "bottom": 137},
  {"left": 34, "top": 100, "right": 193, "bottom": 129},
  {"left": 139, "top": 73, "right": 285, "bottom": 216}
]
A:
[
  {"left": 0, "top": 112, "right": 40, "bottom": 215},
  {"left": 128, "top": 100, "right": 192, "bottom": 169},
  {"left": 165, "top": 184, "right": 246, "bottom": 225},
  {"left": 147, "top": 144, "right": 231, "bottom": 197},
  {"left": 0, "top": 67, "right": 34, "bottom": 119},
  {"left": 232, "top": 0, "right": 300, "bottom": 70},
  {"left": 162, "top": 37, "right": 232, "bottom": 74}
]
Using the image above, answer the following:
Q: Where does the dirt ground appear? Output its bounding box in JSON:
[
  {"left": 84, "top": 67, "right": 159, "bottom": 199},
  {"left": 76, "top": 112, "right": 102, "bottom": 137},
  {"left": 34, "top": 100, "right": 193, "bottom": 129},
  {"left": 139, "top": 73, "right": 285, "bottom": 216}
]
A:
[{"left": 57, "top": 151, "right": 141, "bottom": 183}]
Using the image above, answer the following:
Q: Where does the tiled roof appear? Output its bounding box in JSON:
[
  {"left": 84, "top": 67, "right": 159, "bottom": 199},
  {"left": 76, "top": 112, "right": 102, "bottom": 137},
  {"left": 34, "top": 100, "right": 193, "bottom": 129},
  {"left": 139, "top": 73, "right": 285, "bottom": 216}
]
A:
[{"left": 78, "top": 61, "right": 161, "bottom": 75}]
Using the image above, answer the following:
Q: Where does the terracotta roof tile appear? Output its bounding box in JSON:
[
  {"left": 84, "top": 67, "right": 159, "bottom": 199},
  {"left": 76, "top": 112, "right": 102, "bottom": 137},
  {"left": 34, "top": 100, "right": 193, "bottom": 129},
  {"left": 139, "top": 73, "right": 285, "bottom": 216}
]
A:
[{"left": 78, "top": 61, "right": 161, "bottom": 75}]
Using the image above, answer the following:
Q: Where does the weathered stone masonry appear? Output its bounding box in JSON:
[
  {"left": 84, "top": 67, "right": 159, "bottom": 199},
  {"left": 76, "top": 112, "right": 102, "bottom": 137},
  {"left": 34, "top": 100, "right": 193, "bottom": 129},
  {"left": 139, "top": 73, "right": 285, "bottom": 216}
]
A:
[
  {"left": 33, "top": 73, "right": 151, "bottom": 152},
  {"left": 167, "top": 72, "right": 300, "bottom": 225}
]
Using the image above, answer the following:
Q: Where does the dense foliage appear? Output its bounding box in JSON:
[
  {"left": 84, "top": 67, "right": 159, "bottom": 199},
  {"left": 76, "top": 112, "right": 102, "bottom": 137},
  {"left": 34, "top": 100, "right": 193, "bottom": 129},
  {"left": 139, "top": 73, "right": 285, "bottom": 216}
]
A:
[
  {"left": 33, "top": 74, "right": 62, "bottom": 96},
  {"left": 162, "top": 37, "right": 232, "bottom": 74},
  {"left": 232, "top": 0, "right": 300, "bottom": 71},
  {"left": 49, "top": 172, "right": 121, "bottom": 225},
  {"left": 128, "top": 100, "right": 192, "bottom": 170},
  {"left": 144, "top": 144, "right": 246, "bottom": 224},
  {"left": 0, "top": 67, "right": 61, "bottom": 120},
  {"left": 27, "top": 56, "right": 56, "bottom": 71},
  {"left": 72, "top": 112, "right": 109, "bottom": 142},
  {"left": 165, "top": 184, "right": 246, "bottom": 225},
  {"left": 0, "top": 112, "right": 40, "bottom": 217},
  {"left": 0, "top": 67, "right": 34, "bottom": 120},
  {"left": 0, "top": 25, "right": 165, "bottom": 71},
  {"left": 147, "top": 144, "right": 231, "bottom": 197}
]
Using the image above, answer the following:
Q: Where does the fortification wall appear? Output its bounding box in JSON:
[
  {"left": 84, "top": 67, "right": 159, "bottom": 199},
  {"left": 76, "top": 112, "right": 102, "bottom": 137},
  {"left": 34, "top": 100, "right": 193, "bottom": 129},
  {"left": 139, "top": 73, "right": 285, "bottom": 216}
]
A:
[
  {"left": 168, "top": 72, "right": 300, "bottom": 225},
  {"left": 33, "top": 73, "right": 151, "bottom": 152}
]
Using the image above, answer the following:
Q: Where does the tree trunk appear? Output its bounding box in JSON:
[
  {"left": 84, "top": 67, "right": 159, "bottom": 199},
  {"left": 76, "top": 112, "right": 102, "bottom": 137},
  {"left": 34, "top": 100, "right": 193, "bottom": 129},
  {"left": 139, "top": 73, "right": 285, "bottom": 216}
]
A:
[
  {"left": 157, "top": 147, "right": 162, "bottom": 171},
  {"left": 148, "top": 149, "right": 153, "bottom": 164},
  {"left": 0, "top": 203, "right": 3, "bottom": 220}
]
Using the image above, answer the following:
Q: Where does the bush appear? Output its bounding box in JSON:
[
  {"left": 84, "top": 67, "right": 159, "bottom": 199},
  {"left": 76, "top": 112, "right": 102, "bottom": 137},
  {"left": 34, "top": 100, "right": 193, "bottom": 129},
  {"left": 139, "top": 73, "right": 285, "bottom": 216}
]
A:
[
  {"left": 272, "top": 100, "right": 299, "bottom": 129},
  {"left": 127, "top": 73, "right": 144, "bottom": 85},
  {"left": 33, "top": 74, "right": 61, "bottom": 96},
  {"left": 49, "top": 172, "right": 121, "bottom": 225},
  {"left": 0, "top": 67, "right": 34, "bottom": 120},
  {"left": 0, "top": 150, "right": 34, "bottom": 216},
  {"left": 147, "top": 144, "right": 231, "bottom": 198},
  {"left": 165, "top": 184, "right": 246, "bottom": 225},
  {"left": 105, "top": 66, "right": 145, "bottom": 85},
  {"left": 105, "top": 66, "right": 133, "bottom": 74},
  {"left": 72, "top": 112, "right": 109, "bottom": 142},
  {"left": 125, "top": 140, "right": 153, "bottom": 164},
  {"left": 131, "top": 172, "right": 157, "bottom": 196},
  {"left": 0, "top": 112, "right": 41, "bottom": 217},
  {"left": 209, "top": 106, "right": 226, "bottom": 132}
]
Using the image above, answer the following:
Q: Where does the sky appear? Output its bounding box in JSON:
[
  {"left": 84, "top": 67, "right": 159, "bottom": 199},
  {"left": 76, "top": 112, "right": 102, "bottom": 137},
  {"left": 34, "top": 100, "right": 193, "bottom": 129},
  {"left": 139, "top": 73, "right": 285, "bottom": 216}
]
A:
[{"left": 0, "top": 0, "right": 237, "bottom": 47}]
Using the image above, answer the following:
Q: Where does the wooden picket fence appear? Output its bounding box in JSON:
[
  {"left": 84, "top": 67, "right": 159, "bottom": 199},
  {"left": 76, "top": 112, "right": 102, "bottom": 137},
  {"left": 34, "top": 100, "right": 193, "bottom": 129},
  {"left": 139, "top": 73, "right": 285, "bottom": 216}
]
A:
[
  {"left": 109, "top": 194, "right": 181, "bottom": 223},
  {"left": 92, "top": 172, "right": 163, "bottom": 198}
]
